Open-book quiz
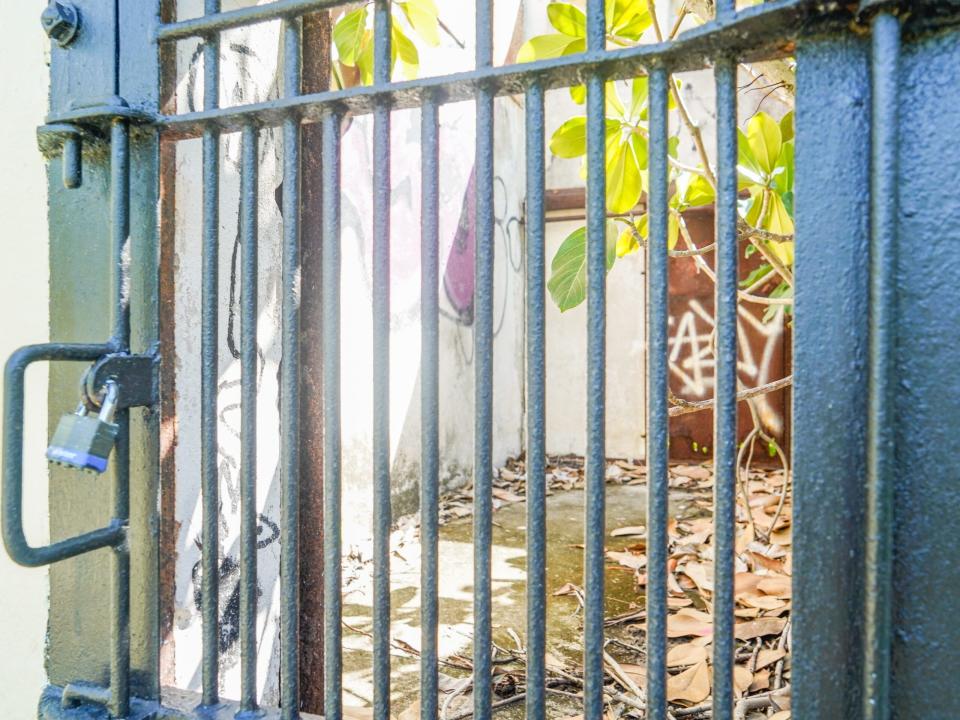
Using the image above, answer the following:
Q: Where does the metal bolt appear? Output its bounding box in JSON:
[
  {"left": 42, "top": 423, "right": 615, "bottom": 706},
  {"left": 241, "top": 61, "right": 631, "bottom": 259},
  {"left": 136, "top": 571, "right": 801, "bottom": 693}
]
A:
[{"left": 41, "top": 0, "right": 80, "bottom": 48}]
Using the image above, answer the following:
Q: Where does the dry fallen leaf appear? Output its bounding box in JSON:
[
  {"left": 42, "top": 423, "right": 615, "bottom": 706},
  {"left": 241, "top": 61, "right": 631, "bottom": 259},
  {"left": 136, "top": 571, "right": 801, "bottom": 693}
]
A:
[
  {"left": 734, "top": 664, "right": 754, "bottom": 696},
  {"left": 735, "top": 616, "right": 788, "bottom": 640},
  {"left": 755, "top": 648, "right": 787, "bottom": 670},
  {"left": 492, "top": 487, "right": 524, "bottom": 503},
  {"left": 611, "top": 525, "right": 646, "bottom": 537},
  {"left": 606, "top": 550, "right": 647, "bottom": 570},
  {"left": 750, "top": 668, "right": 771, "bottom": 692},
  {"left": 757, "top": 576, "right": 791, "bottom": 598},
  {"left": 617, "top": 662, "right": 647, "bottom": 689},
  {"left": 738, "top": 593, "right": 786, "bottom": 611},
  {"left": 769, "top": 712, "right": 791, "bottom": 720},
  {"left": 680, "top": 561, "right": 714, "bottom": 594},
  {"left": 668, "top": 608, "right": 713, "bottom": 638},
  {"left": 735, "top": 572, "right": 765, "bottom": 595},
  {"left": 666, "top": 641, "right": 709, "bottom": 667},
  {"left": 666, "top": 660, "right": 711, "bottom": 704},
  {"left": 673, "top": 465, "right": 712, "bottom": 480}
]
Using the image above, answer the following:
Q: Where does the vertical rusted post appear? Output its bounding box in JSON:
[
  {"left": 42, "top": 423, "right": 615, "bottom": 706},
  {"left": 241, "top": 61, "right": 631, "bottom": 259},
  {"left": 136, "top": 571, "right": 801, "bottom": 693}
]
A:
[{"left": 298, "top": 10, "right": 331, "bottom": 715}]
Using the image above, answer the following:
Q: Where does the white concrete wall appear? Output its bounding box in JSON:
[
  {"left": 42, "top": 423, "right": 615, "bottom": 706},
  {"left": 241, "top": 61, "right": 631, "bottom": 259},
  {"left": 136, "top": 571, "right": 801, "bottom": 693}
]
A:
[
  {"left": 168, "top": 0, "right": 526, "bottom": 701},
  {"left": 0, "top": 5, "right": 51, "bottom": 717}
]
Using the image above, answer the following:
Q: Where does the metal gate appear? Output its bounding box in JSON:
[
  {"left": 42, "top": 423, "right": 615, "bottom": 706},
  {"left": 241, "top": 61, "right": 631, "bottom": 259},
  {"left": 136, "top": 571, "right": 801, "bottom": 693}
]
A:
[{"left": 4, "top": 0, "right": 960, "bottom": 718}]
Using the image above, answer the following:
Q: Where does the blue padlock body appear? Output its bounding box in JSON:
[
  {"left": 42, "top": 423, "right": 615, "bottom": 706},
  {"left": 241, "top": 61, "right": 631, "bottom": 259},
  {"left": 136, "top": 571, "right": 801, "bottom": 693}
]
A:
[{"left": 46, "top": 445, "right": 110, "bottom": 473}]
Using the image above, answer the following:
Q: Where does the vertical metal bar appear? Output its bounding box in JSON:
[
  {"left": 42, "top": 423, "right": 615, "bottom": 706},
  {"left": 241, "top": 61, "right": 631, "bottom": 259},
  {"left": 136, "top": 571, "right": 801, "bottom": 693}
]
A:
[
  {"left": 524, "top": 79, "right": 547, "bottom": 720},
  {"left": 281, "top": 15, "right": 303, "bottom": 720},
  {"left": 473, "top": 1, "right": 494, "bottom": 717},
  {"left": 239, "top": 122, "right": 260, "bottom": 714},
  {"left": 200, "top": 0, "right": 221, "bottom": 706},
  {"left": 645, "top": 65, "right": 670, "bottom": 720},
  {"left": 420, "top": 94, "right": 440, "bottom": 720},
  {"left": 372, "top": 2, "right": 392, "bottom": 719},
  {"left": 111, "top": 118, "right": 131, "bottom": 351},
  {"left": 111, "top": 409, "right": 131, "bottom": 719},
  {"left": 863, "top": 12, "right": 899, "bottom": 720},
  {"left": 322, "top": 110, "right": 343, "bottom": 720},
  {"left": 583, "top": 2, "right": 606, "bottom": 719},
  {"left": 110, "top": 117, "right": 132, "bottom": 720},
  {"left": 712, "top": 56, "right": 738, "bottom": 720}
]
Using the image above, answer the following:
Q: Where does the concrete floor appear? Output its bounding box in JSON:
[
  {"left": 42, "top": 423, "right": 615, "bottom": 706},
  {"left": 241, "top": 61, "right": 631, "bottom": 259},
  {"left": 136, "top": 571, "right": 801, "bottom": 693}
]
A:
[{"left": 337, "top": 483, "right": 694, "bottom": 717}]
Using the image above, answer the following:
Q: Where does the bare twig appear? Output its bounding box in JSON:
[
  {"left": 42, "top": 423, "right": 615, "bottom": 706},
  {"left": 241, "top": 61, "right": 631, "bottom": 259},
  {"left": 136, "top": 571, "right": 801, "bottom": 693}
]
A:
[
  {"left": 648, "top": 0, "right": 717, "bottom": 189},
  {"left": 668, "top": 376, "right": 793, "bottom": 417},
  {"left": 734, "top": 684, "right": 791, "bottom": 720},
  {"left": 675, "top": 214, "right": 793, "bottom": 306},
  {"left": 445, "top": 691, "right": 525, "bottom": 720}
]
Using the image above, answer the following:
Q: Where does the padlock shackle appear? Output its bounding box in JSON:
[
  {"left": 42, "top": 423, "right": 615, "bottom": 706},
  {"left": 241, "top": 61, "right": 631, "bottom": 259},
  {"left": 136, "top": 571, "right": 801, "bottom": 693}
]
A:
[
  {"left": 2, "top": 343, "right": 125, "bottom": 568},
  {"left": 98, "top": 379, "right": 119, "bottom": 423}
]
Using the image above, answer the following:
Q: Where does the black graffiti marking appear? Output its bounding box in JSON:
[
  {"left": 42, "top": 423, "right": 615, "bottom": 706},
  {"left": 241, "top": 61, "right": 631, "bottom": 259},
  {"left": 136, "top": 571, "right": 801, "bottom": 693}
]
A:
[{"left": 191, "top": 513, "right": 281, "bottom": 654}]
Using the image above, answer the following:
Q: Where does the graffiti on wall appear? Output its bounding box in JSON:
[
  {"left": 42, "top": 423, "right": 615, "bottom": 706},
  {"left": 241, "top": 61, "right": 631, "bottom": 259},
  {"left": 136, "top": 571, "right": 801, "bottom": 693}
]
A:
[{"left": 668, "top": 298, "right": 786, "bottom": 436}]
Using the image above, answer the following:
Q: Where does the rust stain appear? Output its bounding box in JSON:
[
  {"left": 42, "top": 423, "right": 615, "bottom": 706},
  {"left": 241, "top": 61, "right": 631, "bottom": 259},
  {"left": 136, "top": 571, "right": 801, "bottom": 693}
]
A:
[
  {"left": 157, "top": 0, "right": 180, "bottom": 690},
  {"left": 298, "top": 11, "right": 331, "bottom": 714}
]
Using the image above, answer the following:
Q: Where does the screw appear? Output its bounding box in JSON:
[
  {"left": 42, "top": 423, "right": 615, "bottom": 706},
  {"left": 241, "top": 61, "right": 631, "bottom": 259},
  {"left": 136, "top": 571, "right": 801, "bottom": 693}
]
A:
[{"left": 41, "top": 0, "right": 80, "bottom": 48}]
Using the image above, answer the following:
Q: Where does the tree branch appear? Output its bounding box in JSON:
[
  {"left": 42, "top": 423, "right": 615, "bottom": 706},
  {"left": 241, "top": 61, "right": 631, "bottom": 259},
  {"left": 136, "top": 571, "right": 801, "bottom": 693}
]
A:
[{"left": 668, "top": 375, "right": 793, "bottom": 417}]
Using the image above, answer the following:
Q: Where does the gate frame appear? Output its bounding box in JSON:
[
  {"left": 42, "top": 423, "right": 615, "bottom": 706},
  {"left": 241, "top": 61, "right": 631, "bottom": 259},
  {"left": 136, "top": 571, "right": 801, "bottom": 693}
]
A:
[{"left": 5, "top": 1, "right": 960, "bottom": 718}]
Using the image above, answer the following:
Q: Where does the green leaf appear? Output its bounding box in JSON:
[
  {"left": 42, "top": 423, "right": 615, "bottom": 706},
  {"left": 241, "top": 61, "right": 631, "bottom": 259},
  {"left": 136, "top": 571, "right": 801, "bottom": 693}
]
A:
[
  {"left": 740, "top": 263, "right": 772, "bottom": 288},
  {"left": 606, "top": 137, "right": 643, "bottom": 213},
  {"left": 401, "top": 0, "right": 440, "bottom": 46},
  {"left": 518, "top": 33, "right": 581, "bottom": 63},
  {"left": 630, "top": 76, "right": 648, "bottom": 119},
  {"left": 743, "top": 186, "right": 764, "bottom": 226},
  {"left": 333, "top": 6, "right": 368, "bottom": 66},
  {"left": 356, "top": 29, "right": 375, "bottom": 85},
  {"left": 682, "top": 173, "right": 715, "bottom": 207},
  {"left": 547, "top": 224, "right": 617, "bottom": 311},
  {"left": 606, "top": 82, "right": 627, "bottom": 119},
  {"left": 668, "top": 212, "right": 679, "bottom": 250},
  {"left": 392, "top": 25, "right": 419, "bottom": 80},
  {"left": 771, "top": 140, "right": 794, "bottom": 196},
  {"left": 616, "top": 217, "right": 643, "bottom": 257},
  {"left": 608, "top": 0, "right": 651, "bottom": 41},
  {"left": 547, "top": 2, "right": 587, "bottom": 37},
  {"left": 630, "top": 132, "right": 648, "bottom": 171},
  {"left": 737, "top": 129, "right": 765, "bottom": 188},
  {"left": 779, "top": 110, "right": 795, "bottom": 143},
  {"left": 550, "top": 117, "right": 588, "bottom": 158},
  {"left": 570, "top": 84, "right": 586, "bottom": 104},
  {"left": 767, "top": 239, "right": 794, "bottom": 266},
  {"left": 780, "top": 190, "right": 794, "bottom": 217},
  {"left": 764, "top": 192, "right": 794, "bottom": 235},
  {"left": 668, "top": 135, "right": 680, "bottom": 159},
  {"left": 746, "top": 111, "right": 782, "bottom": 177},
  {"left": 549, "top": 117, "right": 619, "bottom": 158},
  {"left": 763, "top": 282, "right": 792, "bottom": 323}
]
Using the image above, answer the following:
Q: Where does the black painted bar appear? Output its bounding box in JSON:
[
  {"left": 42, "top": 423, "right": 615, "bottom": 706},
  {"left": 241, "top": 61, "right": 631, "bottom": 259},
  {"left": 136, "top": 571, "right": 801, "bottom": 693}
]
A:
[{"left": 645, "top": 65, "right": 670, "bottom": 720}]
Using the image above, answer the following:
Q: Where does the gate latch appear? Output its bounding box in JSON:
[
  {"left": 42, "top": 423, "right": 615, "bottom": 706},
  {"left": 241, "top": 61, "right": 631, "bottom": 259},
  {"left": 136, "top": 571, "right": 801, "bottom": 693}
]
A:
[{"left": 46, "top": 352, "right": 158, "bottom": 474}]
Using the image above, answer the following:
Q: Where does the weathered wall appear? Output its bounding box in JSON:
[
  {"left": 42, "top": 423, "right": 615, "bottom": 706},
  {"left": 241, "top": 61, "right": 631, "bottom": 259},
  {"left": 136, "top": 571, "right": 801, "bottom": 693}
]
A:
[
  {"left": 167, "top": 0, "right": 525, "bottom": 701},
  {"left": 0, "top": 4, "right": 51, "bottom": 717}
]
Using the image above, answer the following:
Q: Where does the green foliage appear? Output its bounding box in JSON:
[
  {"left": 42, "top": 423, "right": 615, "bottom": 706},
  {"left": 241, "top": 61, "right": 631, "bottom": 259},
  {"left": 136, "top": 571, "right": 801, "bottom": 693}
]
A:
[
  {"left": 332, "top": 0, "right": 440, "bottom": 87},
  {"left": 518, "top": 0, "right": 653, "bottom": 103},
  {"left": 547, "top": 224, "right": 618, "bottom": 312}
]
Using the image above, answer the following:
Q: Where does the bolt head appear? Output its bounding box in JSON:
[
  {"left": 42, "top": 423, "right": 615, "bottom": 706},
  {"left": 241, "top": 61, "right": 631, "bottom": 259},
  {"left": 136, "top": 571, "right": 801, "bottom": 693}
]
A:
[{"left": 41, "top": 1, "right": 80, "bottom": 48}]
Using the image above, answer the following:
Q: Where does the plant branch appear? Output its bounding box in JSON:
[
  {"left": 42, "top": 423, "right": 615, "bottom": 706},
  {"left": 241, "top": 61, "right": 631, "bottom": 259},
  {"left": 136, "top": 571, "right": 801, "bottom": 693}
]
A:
[
  {"left": 649, "top": 0, "right": 717, "bottom": 190},
  {"left": 667, "top": 375, "right": 793, "bottom": 417},
  {"left": 676, "top": 215, "right": 792, "bottom": 306}
]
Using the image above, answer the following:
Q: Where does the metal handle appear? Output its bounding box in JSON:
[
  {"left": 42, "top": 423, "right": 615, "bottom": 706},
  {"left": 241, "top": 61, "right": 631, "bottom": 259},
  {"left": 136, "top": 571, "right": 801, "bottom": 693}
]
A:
[{"left": 2, "top": 342, "right": 124, "bottom": 567}]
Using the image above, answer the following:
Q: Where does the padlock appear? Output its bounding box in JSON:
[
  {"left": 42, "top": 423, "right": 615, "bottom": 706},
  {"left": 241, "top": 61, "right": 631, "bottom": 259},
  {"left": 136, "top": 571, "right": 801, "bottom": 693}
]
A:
[{"left": 46, "top": 381, "right": 119, "bottom": 473}]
